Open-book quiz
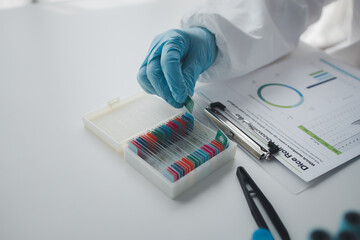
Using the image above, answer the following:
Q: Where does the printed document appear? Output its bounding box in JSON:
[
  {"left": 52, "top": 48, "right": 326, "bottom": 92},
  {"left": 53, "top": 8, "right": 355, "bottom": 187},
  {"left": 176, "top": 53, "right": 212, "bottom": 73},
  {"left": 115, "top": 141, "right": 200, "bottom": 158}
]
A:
[{"left": 197, "top": 52, "right": 360, "bottom": 181}]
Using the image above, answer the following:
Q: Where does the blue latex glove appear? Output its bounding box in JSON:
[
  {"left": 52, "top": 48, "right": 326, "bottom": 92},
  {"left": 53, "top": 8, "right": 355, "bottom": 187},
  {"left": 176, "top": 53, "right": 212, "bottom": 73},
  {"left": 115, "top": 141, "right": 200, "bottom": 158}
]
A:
[
  {"left": 137, "top": 27, "right": 217, "bottom": 108},
  {"left": 252, "top": 228, "right": 274, "bottom": 240}
]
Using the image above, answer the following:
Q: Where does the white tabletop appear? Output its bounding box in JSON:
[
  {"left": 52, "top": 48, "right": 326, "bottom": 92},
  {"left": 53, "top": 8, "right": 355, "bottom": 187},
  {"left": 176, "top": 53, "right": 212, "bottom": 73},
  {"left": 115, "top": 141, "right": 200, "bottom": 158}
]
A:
[{"left": 1, "top": 1, "right": 359, "bottom": 239}]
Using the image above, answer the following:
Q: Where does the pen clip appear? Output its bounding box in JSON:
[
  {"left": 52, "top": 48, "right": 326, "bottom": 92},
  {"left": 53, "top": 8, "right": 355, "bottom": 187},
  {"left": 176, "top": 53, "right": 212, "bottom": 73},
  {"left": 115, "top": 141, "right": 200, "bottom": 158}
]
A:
[{"left": 236, "top": 166, "right": 290, "bottom": 240}]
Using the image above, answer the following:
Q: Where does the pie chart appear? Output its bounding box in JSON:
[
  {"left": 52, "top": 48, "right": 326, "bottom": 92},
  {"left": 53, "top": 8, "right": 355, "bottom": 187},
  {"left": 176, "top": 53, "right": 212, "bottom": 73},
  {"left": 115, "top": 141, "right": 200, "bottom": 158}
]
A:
[{"left": 257, "top": 83, "right": 304, "bottom": 108}]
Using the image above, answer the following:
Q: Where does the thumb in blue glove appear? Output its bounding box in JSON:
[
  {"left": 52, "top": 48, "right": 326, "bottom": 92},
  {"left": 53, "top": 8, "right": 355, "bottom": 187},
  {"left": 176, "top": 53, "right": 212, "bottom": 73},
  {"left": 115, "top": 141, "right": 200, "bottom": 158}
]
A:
[{"left": 137, "top": 27, "right": 217, "bottom": 108}]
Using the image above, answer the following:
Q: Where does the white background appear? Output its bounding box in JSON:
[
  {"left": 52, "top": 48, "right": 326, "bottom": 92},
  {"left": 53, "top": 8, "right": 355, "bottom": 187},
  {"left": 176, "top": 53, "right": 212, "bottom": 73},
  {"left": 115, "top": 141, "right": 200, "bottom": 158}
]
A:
[{"left": 0, "top": 1, "right": 359, "bottom": 239}]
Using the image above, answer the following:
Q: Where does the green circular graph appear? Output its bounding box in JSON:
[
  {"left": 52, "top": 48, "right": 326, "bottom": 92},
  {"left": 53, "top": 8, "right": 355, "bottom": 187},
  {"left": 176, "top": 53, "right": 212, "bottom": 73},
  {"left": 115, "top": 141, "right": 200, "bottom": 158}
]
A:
[{"left": 257, "top": 83, "right": 304, "bottom": 108}]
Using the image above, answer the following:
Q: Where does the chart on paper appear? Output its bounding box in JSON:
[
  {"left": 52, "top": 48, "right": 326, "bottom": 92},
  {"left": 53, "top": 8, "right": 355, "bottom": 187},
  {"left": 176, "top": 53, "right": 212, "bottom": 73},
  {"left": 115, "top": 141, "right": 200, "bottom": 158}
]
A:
[
  {"left": 299, "top": 102, "right": 360, "bottom": 154},
  {"left": 197, "top": 52, "right": 360, "bottom": 181}
]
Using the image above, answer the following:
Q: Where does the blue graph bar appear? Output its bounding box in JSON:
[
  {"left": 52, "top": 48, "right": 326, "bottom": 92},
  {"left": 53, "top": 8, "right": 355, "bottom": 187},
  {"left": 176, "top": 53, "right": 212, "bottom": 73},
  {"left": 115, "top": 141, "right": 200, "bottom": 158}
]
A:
[
  {"left": 307, "top": 77, "right": 337, "bottom": 89},
  {"left": 318, "top": 75, "right": 333, "bottom": 81},
  {"left": 314, "top": 72, "right": 329, "bottom": 78}
]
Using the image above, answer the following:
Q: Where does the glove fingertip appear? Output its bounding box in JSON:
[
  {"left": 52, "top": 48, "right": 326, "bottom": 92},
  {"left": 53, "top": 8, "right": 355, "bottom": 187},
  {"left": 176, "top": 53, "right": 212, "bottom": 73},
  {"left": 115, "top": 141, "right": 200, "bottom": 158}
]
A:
[
  {"left": 142, "top": 87, "right": 155, "bottom": 95},
  {"left": 137, "top": 67, "right": 147, "bottom": 83},
  {"left": 173, "top": 92, "right": 188, "bottom": 104},
  {"left": 137, "top": 67, "right": 156, "bottom": 94},
  {"left": 165, "top": 97, "right": 183, "bottom": 109},
  {"left": 172, "top": 102, "right": 184, "bottom": 109}
]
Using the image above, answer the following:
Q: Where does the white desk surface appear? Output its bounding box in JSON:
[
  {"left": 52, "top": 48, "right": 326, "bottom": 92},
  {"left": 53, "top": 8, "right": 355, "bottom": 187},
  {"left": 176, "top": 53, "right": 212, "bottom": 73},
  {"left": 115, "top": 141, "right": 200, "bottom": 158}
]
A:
[{"left": 0, "top": 1, "right": 359, "bottom": 239}]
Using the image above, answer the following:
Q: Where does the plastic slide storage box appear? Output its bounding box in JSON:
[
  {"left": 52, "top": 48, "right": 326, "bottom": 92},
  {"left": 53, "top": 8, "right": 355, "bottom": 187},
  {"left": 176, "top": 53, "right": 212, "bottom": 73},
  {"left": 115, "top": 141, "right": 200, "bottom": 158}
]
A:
[{"left": 83, "top": 92, "right": 236, "bottom": 199}]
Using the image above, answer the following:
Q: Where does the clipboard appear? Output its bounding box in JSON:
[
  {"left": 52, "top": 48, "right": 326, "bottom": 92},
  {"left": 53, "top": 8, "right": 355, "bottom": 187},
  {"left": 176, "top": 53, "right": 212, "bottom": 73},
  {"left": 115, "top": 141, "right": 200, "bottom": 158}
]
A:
[
  {"left": 190, "top": 93, "right": 314, "bottom": 194},
  {"left": 204, "top": 101, "right": 279, "bottom": 160},
  {"left": 192, "top": 51, "right": 360, "bottom": 194}
]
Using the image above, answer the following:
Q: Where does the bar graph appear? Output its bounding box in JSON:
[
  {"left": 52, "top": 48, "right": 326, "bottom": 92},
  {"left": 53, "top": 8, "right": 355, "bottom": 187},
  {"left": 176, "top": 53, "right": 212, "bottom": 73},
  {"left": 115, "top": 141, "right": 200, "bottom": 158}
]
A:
[{"left": 307, "top": 70, "right": 337, "bottom": 89}]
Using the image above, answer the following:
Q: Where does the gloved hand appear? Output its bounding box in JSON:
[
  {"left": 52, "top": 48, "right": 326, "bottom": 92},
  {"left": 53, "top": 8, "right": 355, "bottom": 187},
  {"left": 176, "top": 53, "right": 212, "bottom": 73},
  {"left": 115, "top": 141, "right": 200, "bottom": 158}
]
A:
[
  {"left": 137, "top": 27, "right": 217, "bottom": 108},
  {"left": 252, "top": 228, "right": 274, "bottom": 240}
]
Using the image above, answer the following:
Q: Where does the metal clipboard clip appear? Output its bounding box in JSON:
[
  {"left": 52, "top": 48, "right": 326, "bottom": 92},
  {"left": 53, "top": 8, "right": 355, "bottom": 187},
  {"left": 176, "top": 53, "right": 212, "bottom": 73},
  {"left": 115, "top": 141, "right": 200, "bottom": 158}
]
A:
[{"left": 204, "top": 102, "right": 279, "bottom": 160}]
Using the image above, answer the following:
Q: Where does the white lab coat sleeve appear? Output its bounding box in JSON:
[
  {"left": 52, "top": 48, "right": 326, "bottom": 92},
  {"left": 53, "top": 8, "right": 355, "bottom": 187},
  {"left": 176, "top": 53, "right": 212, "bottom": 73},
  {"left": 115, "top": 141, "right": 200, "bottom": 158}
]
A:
[{"left": 181, "top": 0, "right": 329, "bottom": 82}]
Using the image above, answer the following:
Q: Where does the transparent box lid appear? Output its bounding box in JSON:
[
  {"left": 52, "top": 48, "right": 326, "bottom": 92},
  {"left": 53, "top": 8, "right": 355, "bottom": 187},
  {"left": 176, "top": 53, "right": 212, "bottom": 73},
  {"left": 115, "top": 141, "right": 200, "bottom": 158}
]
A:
[{"left": 83, "top": 92, "right": 182, "bottom": 153}]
